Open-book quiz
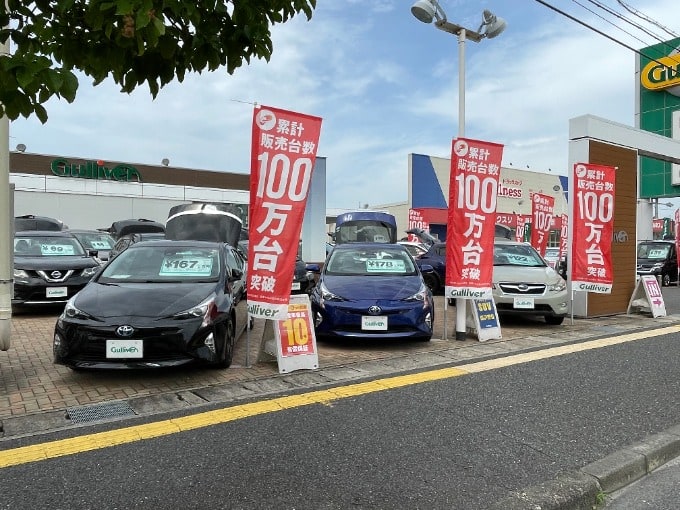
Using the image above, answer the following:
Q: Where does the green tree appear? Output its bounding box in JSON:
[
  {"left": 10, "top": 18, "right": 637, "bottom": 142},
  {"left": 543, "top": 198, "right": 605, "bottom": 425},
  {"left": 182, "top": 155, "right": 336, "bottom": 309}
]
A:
[{"left": 0, "top": 0, "right": 317, "bottom": 123}]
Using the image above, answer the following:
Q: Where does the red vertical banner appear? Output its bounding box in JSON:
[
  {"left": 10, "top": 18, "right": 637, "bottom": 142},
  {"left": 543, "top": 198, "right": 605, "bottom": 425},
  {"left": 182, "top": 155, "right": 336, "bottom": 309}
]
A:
[
  {"left": 570, "top": 162, "right": 615, "bottom": 293},
  {"left": 530, "top": 193, "right": 554, "bottom": 257},
  {"left": 515, "top": 214, "right": 529, "bottom": 243},
  {"left": 559, "top": 213, "right": 569, "bottom": 261},
  {"left": 247, "top": 105, "right": 323, "bottom": 320},
  {"left": 445, "top": 138, "right": 504, "bottom": 300},
  {"left": 407, "top": 209, "right": 430, "bottom": 242}
]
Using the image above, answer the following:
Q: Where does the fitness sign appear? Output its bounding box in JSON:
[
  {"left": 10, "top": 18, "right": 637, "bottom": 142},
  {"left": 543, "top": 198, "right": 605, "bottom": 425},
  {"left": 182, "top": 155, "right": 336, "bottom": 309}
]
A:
[
  {"left": 446, "top": 137, "right": 504, "bottom": 299},
  {"left": 247, "top": 105, "right": 323, "bottom": 320},
  {"left": 570, "top": 162, "right": 615, "bottom": 293}
]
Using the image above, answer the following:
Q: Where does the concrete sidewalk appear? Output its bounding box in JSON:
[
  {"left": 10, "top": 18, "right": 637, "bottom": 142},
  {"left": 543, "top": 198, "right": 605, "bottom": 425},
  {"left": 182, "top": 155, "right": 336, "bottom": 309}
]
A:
[{"left": 0, "top": 296, "right": 680, "bottom": 438}]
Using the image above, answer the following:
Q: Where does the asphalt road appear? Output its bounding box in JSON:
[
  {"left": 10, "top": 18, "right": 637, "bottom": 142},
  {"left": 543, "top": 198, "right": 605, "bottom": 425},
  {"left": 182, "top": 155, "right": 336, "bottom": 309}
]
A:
[{"left": 2, "top": 319, "right": 680, "bottom": 509}]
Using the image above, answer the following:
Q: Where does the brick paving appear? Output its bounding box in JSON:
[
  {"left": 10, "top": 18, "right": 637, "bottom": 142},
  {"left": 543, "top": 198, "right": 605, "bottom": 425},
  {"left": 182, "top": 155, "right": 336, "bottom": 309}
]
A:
[{"left": 1, "top": 297, "right": 676, "bottom": 423}]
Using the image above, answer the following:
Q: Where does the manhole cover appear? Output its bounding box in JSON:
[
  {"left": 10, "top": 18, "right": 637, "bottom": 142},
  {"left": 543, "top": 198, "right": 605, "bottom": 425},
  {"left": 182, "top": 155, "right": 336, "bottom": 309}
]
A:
[{"left": 66, "top": 401, "right": 137, "bottom": 424}]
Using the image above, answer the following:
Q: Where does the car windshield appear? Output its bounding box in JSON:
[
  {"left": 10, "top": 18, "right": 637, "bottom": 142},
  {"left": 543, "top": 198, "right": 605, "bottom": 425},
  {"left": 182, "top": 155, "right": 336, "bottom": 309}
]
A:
[
  {"left": 13, "top": 236, "right": 85, "bottom": 257},
  {"left": 325, "top": 247, "right": 417, "bottom": 275},
  {"left": 637, "top": 243, "right": 670, "bottom": 259},
  {"left": 494, "top": 243, "right": 546, "bottom": 267},
  {"left": 73, "top": 232, "right": 115, "bottom": 250},
  {"left": 98, "top": 245, "right": 220, "bottom": 283}
]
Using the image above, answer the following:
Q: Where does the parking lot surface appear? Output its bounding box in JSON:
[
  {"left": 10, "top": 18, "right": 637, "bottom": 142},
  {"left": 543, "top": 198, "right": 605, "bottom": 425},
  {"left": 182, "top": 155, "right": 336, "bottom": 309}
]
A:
[{"left": 2, "top": 296, "right": 680, "bottom": 439}]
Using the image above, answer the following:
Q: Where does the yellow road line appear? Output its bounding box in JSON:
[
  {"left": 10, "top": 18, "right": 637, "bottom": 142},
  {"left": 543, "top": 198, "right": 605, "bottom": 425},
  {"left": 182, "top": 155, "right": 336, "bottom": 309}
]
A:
[{"left": 1, "top": 325, "right": 678, "bottom": 469}]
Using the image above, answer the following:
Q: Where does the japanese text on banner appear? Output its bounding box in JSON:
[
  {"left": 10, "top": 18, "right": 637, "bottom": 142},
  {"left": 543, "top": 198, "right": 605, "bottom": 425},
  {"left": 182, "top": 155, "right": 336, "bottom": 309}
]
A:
[
  {"left": 445, "top": 138, "right": 504, "bottom": 300},
  {"left": 570, "top": 162, "right": 615, "bottom": 294},
  {"left": 530, "top": 193, "right": 554, "bottom": 257},
  {"left": 247, "top": 106, "right": 322, "bottom": 320}
]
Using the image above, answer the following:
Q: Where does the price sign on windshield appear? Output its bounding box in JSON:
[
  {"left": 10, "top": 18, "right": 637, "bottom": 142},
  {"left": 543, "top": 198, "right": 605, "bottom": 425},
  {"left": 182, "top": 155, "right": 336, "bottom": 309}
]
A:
[{"left": 160, "top": 256, "right": 213, "bottom": 277}]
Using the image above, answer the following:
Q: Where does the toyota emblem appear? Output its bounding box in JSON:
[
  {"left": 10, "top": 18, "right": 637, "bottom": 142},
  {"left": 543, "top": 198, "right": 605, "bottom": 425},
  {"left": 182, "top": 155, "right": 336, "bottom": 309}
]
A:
[
  {"left": 518, "top": 284, "right": 529, "bottom": 291},
  {"left": 368, "top": 305, "right": 382, "bottom": 315},
  {"left": 116, "top": 325, "right": 135, "bottom": 337},
  {"left": 50, "top": 270, "right": 62, "bottom": 279}
]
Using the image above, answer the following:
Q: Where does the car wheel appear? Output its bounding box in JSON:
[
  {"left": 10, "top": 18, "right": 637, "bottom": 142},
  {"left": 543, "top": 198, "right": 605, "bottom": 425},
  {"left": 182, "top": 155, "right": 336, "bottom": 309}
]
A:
[
  {"left": 662, "top": 273, "right": 671, "bottom": 286},
  {"left": 422, "top": 273, "right": 439, "bottom": 294},
  {"left": 216, "top": 319, "right": 235, "bottom": 369},
  {"left": 545, "top": 315, "right": 564, "bottom": 325}
]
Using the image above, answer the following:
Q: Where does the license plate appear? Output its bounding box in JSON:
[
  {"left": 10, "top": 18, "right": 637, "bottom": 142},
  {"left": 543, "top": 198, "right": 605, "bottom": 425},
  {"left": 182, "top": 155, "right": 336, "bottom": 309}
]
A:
[
  {"left": 514, "top": 297, "right": 535, "bottom": 309},
  {"left": 291, "top": 282, "right": 301, "bottom": 290},
  {"left": 362, "top": 316, "right": 388, "bottom": 330},
  {"left": 46, "top": 287, "right": 67, "bottom": 298},
  {"left": 106, "top": 340, "right": 144, "bottom": 358}
]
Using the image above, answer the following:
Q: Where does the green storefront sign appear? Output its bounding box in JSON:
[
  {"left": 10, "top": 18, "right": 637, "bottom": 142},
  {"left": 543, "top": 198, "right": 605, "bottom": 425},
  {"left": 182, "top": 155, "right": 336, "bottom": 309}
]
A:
[
  {"left": 50, "top": 158, "right": 142, "bottom": 182},
  {"left": 638, "top": 37, "right": 680, "bottom": 199}
]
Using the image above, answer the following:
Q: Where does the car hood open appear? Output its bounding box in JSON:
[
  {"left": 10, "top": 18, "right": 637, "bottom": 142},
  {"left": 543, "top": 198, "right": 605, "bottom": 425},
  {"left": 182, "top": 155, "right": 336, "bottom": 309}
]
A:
[{"left": 75, "top": 281, "right": 215, "bottom": 318}]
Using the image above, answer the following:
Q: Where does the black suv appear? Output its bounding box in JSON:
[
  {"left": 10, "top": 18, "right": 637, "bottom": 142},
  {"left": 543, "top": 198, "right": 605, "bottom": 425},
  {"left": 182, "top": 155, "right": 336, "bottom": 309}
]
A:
[
  {"left": 637, "top": 240, "right": 678, "bottom": 286},
  {"left": 13, "top": 231, "right": 100, "bottom": 307}
]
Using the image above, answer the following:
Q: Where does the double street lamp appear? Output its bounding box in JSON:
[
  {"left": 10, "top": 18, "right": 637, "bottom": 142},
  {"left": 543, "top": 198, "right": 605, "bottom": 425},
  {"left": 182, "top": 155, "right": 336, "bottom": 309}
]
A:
[{"left": 410, "top": 1, "right": 506, "bottom": 340}]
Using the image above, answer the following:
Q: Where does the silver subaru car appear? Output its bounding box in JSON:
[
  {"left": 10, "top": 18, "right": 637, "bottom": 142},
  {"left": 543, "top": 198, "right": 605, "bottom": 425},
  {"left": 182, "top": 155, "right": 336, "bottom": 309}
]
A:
[{"left": 491, "top": 239, "right": 568, "bottom": 325}]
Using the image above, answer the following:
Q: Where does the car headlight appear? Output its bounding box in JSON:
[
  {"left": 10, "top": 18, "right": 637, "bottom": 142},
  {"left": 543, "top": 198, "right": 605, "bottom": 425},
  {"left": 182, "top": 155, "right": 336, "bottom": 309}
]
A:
[
  {"left": 173, "top": 296, "right": 218, "bottom": 327},
  {"left": 652, "top": 262, "right": 664, "bottom": 270},
  {"left": 320, "top": 281, "right": 343, "bottom": 301},
  {"left": 81, "top": 267, "right": 99, "bottom": 278},
  {"left": 548, "top": 280, "right": 567, "bottom": 292},
  {"left": 13, "top": 269, "right": 29, "bottom": 282},
  {"left": 404, "top": 283, "right": 428, "bottom": 302},
  {"left": 63, "top": 298, "right": 96, "bottom": 321}
]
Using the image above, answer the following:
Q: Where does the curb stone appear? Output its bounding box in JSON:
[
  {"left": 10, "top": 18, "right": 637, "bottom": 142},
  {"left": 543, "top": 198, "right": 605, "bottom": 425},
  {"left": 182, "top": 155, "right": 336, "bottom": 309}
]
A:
[{"left": 489, "top": 426, "right": 680, "bottom": 510}]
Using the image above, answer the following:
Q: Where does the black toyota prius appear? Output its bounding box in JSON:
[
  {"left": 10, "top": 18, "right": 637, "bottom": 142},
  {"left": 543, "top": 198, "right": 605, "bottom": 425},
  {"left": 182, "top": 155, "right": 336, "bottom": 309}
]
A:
[{"left": 53, "top": 239, "right": 249, "bottom": 370}]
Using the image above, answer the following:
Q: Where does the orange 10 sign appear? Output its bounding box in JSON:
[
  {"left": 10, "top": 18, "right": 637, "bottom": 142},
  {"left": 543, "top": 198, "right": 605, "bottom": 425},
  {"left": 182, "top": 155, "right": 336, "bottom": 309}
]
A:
[{"left": 277, "top": 303, "right": 316, "bottom": 357}]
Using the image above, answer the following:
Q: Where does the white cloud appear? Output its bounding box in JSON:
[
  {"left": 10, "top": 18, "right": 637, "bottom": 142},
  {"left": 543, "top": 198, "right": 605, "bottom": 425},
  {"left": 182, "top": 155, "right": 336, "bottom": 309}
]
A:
[{"left": 9, "top": 0, "right": 680, "bottom": 208}]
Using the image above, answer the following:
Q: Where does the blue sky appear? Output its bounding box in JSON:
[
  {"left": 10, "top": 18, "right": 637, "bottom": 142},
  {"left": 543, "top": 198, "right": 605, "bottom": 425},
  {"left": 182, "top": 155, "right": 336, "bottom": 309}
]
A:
[{"left": 9, "top": 0, "right": 680, "bottom": 210}]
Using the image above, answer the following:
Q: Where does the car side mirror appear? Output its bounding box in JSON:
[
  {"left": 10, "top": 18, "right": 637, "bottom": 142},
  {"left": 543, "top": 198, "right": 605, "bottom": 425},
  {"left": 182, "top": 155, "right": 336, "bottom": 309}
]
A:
[
  {"left": 420, "top": 264, "right": 434, "bottom": 273},
  {"left": 230, "top": 267, "right": 244, "bottom": 280},
  {"left": 305, "top": 263, "right": 321, "bottom": 273},
  {"left": 88, "top": 249, "right": 99, "bottom": 258}
]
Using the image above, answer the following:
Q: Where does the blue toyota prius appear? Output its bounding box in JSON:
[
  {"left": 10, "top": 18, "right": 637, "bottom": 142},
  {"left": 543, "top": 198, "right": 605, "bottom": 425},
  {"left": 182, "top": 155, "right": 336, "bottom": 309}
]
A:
[{"left": 310, "top": 243, "right": 435, "bottom": 341}]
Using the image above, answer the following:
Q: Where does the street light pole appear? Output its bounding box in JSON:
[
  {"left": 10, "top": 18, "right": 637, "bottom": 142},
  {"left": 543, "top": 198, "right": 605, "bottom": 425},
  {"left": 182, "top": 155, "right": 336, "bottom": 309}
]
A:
[{"left": 411, "top": 1, "right": 506, "bottom": 341}]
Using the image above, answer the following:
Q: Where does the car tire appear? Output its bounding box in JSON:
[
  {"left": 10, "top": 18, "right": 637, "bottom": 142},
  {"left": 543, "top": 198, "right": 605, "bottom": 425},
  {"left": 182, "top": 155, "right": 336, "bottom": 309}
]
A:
[
  {"left": 663, "top": 273, "right": 671, "bottom": 286},
  {"left": 422, "top": 273, "right": 440, "bottom": 294},
  {"left": 216, "top": 319, "right": 235, "bottom": 369},
  {"left": 545, "top": 315, "right": 565, "bottom": 325}
]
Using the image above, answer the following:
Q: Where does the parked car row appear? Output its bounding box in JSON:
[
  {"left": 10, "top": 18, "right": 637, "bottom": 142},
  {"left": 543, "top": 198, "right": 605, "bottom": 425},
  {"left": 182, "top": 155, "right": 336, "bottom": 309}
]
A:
[
  {"left": 409, "top": 230, "right": 568, "bottom": 326},
  {"left": 12, "top": 217, "right": 166, "bottom": 309}
]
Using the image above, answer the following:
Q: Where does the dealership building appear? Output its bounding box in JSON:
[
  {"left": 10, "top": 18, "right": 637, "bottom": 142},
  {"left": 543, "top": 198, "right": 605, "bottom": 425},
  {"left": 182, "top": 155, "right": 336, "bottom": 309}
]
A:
[{"left": 8, "top": 151, "right": 328, "bottom": 263}]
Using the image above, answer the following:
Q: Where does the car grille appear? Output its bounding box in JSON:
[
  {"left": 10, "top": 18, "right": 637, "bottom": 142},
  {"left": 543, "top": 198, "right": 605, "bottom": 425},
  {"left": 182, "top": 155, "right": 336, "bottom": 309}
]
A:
[
  {"left": 67, "top": 326, "right": 191, "bottom": 362},
  {"left": 497, "top": 282, "right": 546, "bottom": 295},
  {"left": 36, "top": 269, "right": 75, "bottom": 283}
]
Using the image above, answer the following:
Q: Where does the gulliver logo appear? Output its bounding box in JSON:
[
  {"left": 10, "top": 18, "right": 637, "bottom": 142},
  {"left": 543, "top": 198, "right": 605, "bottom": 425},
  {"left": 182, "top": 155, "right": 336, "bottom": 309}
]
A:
[
  {"left": 453, "top": 140, "right": 468, "bottom": 157},
  {"left": 641, "top": 49, "right": 680, "bottom": 97},
  {"left": 574, "top": 164, "right": 587, "bottom": 178},
  {"left": 50, "top": 158, "right": 142, "bottom": 182},
  {"left": 255, "top": 109, "right": 277, "bottom": 131}
]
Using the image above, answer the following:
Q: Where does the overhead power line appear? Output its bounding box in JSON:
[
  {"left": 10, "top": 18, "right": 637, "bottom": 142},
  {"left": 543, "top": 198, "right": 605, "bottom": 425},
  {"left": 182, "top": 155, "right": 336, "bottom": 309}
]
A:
[
  {"left": 616, "top": 0, "right": 680, "bottom": 39},
  {"left": 533, "top": 0, "right": 676, "bottom": 71}
]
